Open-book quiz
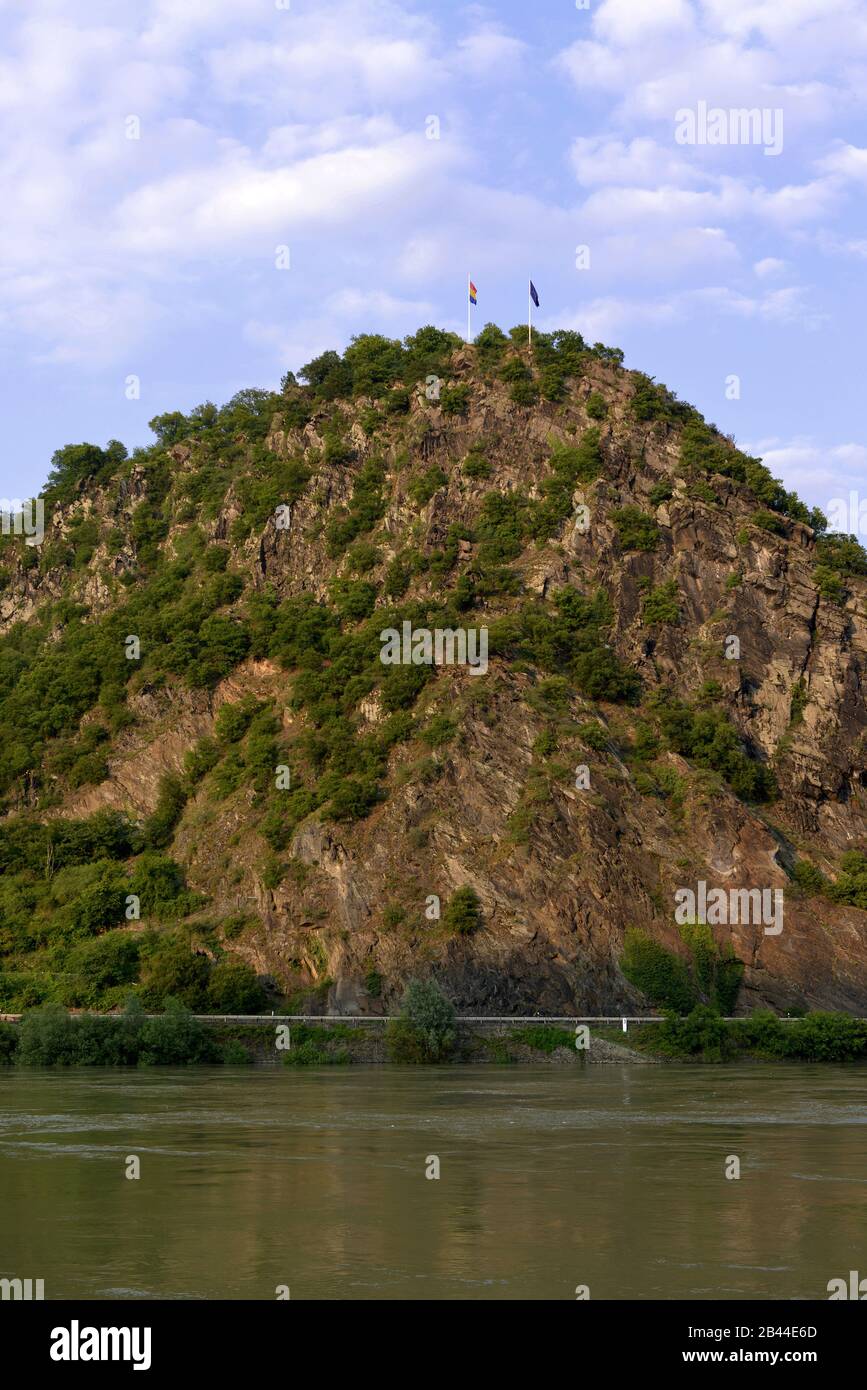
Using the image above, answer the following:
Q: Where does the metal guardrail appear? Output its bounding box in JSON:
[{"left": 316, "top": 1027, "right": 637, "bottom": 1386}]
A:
[
  {"left": 0, "top": 1013, "right": 655, "bottom": 1024},
  {"left": 0, "top": 1012, "right": 814, "bottom": 1024}
]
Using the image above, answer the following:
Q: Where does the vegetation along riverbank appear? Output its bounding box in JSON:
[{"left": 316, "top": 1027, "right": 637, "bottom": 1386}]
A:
[{"left": 1, "top": 981, "right": 866, "bottom": 1067}]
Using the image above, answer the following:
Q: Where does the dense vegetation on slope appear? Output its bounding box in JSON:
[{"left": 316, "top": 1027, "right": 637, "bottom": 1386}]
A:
[{"left": 0, "top": 322, "right": 864, "bottom": 1016}]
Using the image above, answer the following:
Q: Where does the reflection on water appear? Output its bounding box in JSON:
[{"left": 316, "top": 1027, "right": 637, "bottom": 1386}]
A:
[{"left": 0, "top": 1063, "right": 865, "bottom": 1300}]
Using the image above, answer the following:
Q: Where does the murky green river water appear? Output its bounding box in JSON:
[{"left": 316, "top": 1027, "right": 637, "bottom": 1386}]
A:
[{"left": 1, "top": 1063, "right": 865, "bottom": 1300}]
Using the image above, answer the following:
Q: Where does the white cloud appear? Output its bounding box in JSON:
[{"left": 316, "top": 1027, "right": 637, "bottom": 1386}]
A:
[
  {"left": 114, "top": 131, "right": 465, "bottom": 257},
  {"left": 698, "top": 0, "right": 863, "bottom": 47},
  {"left": 324, "top": 288, "right": 436, "bottom": 320},
  {"left": 453, "top": 26, "right": 527, "bottom": 75},
  {"left": 570, "top": 135, "right": 701, "bottom": 187},
  {"left": 819, "top": 143, "right": 867, "bottom": 182},
  {"left": 691, "top": 284, "right": 825, "bottom": 327},
  {"left": 753, "top": 257, "right": 786, "bottom": 276},
  {"left": 743, "top": 437, "right": 867, "bottom": 516},
  {"left": 244, "top": 286, "right": 439, "bottom": 376},
  {"left": 557, "top": 295, "right": 681, "bottom": 343},
  {"left": 578, "top": 173, "right": 840, "bottom": 233},
  {"left": 594, "top": 0, "right": 695, "bottom": 47},
  {"left": 555, "top": 278, "right": 822, "bottom": 343}
]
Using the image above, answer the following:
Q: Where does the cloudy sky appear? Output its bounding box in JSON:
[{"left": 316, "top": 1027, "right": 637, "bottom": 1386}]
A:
[{"left": 1, "top": 0, "right": 866, "bottom": 518}]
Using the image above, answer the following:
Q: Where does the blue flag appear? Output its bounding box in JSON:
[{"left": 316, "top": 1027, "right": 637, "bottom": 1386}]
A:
[{"left": 529, "top": 280, "right": 539, "bottom": 307}]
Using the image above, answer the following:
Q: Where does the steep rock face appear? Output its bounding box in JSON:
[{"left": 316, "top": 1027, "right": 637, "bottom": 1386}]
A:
[{"left": 5, "top": 347, "right": 867, "bottom": 1014}]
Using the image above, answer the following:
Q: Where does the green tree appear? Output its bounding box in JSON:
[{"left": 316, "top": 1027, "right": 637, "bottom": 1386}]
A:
[
  {"left": 386, "top": 978, "right": 456, "bottom": 1062},
  {"left": 139, "top": 938, "right": 210, "bottom": 1011},
  {"left": 206, "top": 959, "right": 267, "bottom": 1014},
  {"left": 442, "top": 885, "right": 483, "bottom": 935}
]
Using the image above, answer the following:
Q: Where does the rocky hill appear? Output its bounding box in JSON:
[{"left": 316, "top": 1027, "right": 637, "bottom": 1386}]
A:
[{"left": 1, "top": 322, "right": 866, "bottom": 1018}]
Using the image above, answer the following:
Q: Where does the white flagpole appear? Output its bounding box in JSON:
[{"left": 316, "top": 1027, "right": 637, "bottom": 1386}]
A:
[
  {"left": 528, "top": 278, "right": 532, "bottom": 349},
  {"left": 467, "top": 272, "right": 471, "bottom": 344}
]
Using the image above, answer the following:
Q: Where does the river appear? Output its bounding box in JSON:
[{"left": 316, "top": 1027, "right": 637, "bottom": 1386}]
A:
[{"left": 0, "top": 1062, "right": 864, "bottom": 1300}]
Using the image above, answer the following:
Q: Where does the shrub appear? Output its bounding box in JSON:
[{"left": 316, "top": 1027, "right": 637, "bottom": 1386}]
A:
[
  {"left": 129, "top": 853, "right": 195, "bottom": 919},
  {"left": 324, "top": 431, "right": 353, "bottom": 466},
  {"left": 440, "top": 384, "right": 471, "bottom": 415},
  {"left": 408, "top": 467, "right": 447, "bottom": 508},
  {"left": 61, "top": 932, "right": 141, "bottom": 1008},
  {"left": 203, "top": 546, "right": 229, "bottom": 572},
  {"left": 384, "top": 555, "right": 411, "bottom": 598},
  {"left": 611, "top": 506, "right": 660, "bottom": 552},
  {"left": 16, "top": 1005, "right": 94, "bottom": 1066},
  {"left": 789, "top": 678, "right": 807, "bottom": 724},
  {"left": 732, "top": 1009, "right": 786, "bottom": 1056},
  {"left": 142, "top": 773, "right": 187, "bottom": 849},
  {"left": 828, "top": 850, "right": 867, "bottom": 909},
  {"left": 510, "top": 379, "right": 539, "bottom": 406},
  {"left": 642, "top": 579, "right": 680, "bottom": 626},
  {"left": 0, "top": 1021, "right": 17, "bottom": 1063},
  {"left": 139, "top": 938, "right": 210, "bottom": 1010},
  {"left": 184, "top": 736, "right": 221, "bottom": 784},
  {"left": 814, "top": 565, "right": 844, "bottom": 604},
  {"left": 442, "top": 885, "right": 482, "bottom": 935},
  {"left": 489, "top": 587, "right": 640, "bottom": 703},
  {"left": 281, "top": 1023, "right": 350, "bottom": 1066},
  {"left": 539, "top": 365, "right": 566, "bottom": 401},
  {"left": 386, "top": 978, "right": 455, "bottom": 1062},
  {"left": 791, "top": 859, "right": 826, "bottom": 894},
  {"left": 509, "top": 1025, "right": 574, "bottom": 1053},
  {"left": 621, "top": 929, "right": 695, "bottom": 1014},
  {"left": 778, "top": 1012, "right": 867, "bottom": 1061},
  {"left": 655, "top": 1005, "right": 733, "bottom": 1060},
  {"left": 346, "top": 540, "right": 381, "bottom": 575},
  {"left": 499, "top": 356, "right": 531, "bottom": 384},
  {"left": 649, "top": 481, "right": 673, "bottom": 506},
  {"left": 462, "top": 450, "right": 491, "bottom": 480},
  {"left": 206, "top": 959, "right": 267, "bottom": 1014},
  {"left": 650, "top": 693, "right": 774, "bottom": 802},
  {"left": 477, "top": 491, "right": 528, "bottom": 562},
  {"left": 473, "top": 323, "right": 509, "bottom": 366},
  {"left": 577, "top": 721, "right": 609, "bottom": 751},
  {"left": 420, "top": 714, "right": 457, "bottom": 748},
  {"left": 813, "top": 533, "right": 867, "bottom": 603},
  {"left": 138, "top": 1000, "right": 216, "bottom": 1064},
  {"left": 380, "top": 662, "right": 429, "bottom": 712},
  {"left": 528, "top": 430, "right": 604, "bottom": 540},
  {"left": 678, "top": 922, "right": 744, "bottom": 1013},
  {"left": 0, "top": 972, "right": 48, "bottom": 1011},
  {"left": 585, "top": 392, "right": 607, "bottom": 420},
  {"left": 753, "top": 509, "right": 786, "bottom": 536},
  {"left": 11, "top": 998, "right": 220, "bottom": 1066},
  {"left": 324, "top": 460, "right": 386, "bottom": 556},
  {"left": 630, "top": 374, "right": 677, "bottom": 423},
  {"left": 326, "top": 776, "right": 379, "bottom": 822},
  {"left": 329, "top": 578, "right": 377, "bottom": 621}
]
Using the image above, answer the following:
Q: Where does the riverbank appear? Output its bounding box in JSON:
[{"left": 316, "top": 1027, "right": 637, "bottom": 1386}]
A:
[
  {"left": 0, "top": 1009, "right": 651, "bottom": 1066},
  {"left": 2, "top": 1004, "right": 867, "bottom": 1066}
]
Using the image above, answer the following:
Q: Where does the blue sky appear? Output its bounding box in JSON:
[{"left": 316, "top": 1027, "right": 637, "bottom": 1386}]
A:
[{"left": 1, "top": 0, "right": 866, "bottom": 523}]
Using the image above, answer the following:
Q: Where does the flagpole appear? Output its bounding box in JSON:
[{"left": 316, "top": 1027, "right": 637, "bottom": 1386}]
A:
[
  {"left": 467, "top": 272, "right": 471, "bottom": 344},
  {"left": 528, "top": 278, "right": 532, "bottom": 350}
]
